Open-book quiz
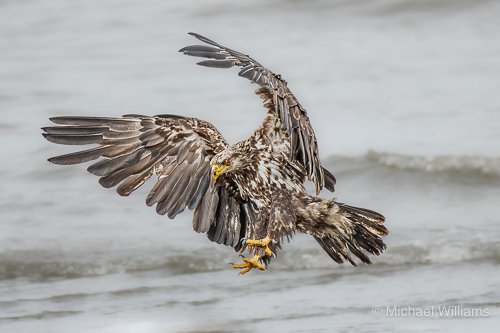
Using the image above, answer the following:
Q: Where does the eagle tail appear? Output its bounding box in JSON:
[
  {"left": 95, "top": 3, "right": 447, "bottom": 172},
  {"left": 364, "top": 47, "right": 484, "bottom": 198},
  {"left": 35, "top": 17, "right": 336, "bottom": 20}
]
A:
[{"left": 310, "top": 200, "right": 388, "bottom": 266}]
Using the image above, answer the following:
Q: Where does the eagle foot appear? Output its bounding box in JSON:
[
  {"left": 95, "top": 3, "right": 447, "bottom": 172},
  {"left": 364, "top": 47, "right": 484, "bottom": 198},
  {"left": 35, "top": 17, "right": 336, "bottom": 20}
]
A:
[
  {"left": 231, "top": 255, "right": 266, "bottom": 275},
  {"left": 246, "top": 236, "right": 273, "bottom": 257}
]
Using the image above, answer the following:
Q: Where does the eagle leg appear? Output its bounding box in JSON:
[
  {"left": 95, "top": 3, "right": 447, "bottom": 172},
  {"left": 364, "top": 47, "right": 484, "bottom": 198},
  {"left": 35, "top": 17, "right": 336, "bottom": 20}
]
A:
[
  {"left": 246, "top": 236, "right": 273, "bottom": 257},
  {"left": 231, "top": 255, "right": 266, "bottom": 275}
]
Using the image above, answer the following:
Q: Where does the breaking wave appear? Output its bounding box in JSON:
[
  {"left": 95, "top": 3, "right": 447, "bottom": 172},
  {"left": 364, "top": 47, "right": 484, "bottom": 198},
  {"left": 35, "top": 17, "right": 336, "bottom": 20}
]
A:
[
  {"left": 328, "top": 151, "right": 500, "bottom": 178},
  {"left": 2, "top": 239, "right": 499, "bottom": 281},
  {"left": 275, "top": 239, "right": 500, "bottom": 270},
  {"left": 0, "top": 248, "right": 231, "bottom": 281}
]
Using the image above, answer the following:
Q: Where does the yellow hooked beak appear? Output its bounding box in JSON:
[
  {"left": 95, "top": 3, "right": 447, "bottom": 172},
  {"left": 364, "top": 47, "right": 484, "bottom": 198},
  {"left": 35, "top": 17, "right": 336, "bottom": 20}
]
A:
[
  {"left": 210, "top": 164, "right": 229, "bottom": 192},
  {"left": 212, "top": 164, "right": 229, "bottom": 182}
]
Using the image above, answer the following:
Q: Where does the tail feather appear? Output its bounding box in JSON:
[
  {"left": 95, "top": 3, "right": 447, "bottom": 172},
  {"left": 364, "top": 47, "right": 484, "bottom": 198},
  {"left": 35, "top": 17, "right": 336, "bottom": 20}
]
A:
[{"left": 312, "top": 202, "right": 388, "bottom": 266}]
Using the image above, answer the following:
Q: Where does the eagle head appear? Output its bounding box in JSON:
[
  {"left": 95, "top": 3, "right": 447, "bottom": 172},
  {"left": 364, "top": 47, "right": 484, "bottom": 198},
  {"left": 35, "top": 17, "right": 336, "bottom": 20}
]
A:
[{"left": 210, "top": 144, "right": 253, "bottom": 186}]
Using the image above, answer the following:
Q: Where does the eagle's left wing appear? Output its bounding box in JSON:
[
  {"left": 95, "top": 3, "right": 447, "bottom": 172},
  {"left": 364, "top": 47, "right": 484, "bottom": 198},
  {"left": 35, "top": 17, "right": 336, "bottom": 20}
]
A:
[
  {"left": 42, "top": 114, "right": 254, "bottom": 250},
  {"left": 180, "top": 33, "right": 331, "bottom": 194}
]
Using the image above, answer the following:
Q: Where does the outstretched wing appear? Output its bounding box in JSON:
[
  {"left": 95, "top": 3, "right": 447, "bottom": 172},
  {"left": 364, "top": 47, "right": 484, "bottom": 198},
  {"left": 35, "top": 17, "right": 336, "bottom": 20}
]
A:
[
  {"left": 179, "top": 32, "right": 327, "bottom": 194},
  {"left": 42, "top": 114, "right": 253, "bottom": 249}
]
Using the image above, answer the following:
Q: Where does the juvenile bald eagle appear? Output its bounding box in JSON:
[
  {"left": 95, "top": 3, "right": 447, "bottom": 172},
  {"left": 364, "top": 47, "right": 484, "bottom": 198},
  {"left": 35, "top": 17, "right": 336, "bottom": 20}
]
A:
[{"left": 42, "top": 33, "right": 388, "bottom": 274}]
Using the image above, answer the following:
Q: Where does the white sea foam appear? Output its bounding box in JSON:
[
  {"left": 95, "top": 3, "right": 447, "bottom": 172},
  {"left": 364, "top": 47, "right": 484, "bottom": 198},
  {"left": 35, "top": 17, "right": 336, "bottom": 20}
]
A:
[{"left": 329, "top": 151, "right": 500, "bottom": 177}]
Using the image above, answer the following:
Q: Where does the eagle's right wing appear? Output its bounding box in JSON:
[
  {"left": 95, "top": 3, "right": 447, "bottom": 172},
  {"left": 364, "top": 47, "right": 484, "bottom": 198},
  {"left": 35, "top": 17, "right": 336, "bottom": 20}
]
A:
[
  {"left": 42, "top": 114, "right": 253, "bottom": 250},
  {"left": 180, "top": 32, "right": 331, "bottom": 194}
]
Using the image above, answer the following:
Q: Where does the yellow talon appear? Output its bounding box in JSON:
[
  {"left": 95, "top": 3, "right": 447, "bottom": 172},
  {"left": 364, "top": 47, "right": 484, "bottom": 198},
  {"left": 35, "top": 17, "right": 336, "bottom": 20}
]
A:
[
  {"left": 231, "top": 255, "right": 266, "bottom": 275},
  {"left": 246, "top": 236, "right": 273, "bottom": 257}
]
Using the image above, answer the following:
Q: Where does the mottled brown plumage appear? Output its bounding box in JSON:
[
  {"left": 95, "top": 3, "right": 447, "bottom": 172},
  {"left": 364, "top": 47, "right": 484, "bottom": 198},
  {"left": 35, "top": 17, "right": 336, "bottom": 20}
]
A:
[{"left": 42, "top": 33, "right": 388, "bottom": 273}]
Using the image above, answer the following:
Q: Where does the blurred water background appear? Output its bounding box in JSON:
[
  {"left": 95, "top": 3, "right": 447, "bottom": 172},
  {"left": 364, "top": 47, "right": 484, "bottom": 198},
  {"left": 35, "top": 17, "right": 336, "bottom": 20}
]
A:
[{"left": 1, "top": 0, "right": 499, "bottom": 332}]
